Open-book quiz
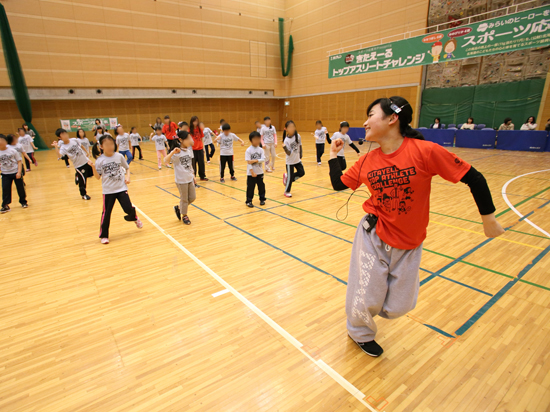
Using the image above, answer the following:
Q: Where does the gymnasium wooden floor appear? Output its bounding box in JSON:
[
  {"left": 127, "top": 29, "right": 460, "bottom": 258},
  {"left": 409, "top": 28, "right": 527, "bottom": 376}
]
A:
[{"left": 1, "top": 135, "right": 550, "bottom": 412}]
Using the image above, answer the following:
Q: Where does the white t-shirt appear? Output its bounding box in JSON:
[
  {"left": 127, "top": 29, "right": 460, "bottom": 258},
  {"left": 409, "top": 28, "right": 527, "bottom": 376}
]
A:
[
  {"left": 152, "top": 134, "right": 168, "bottom": 151},
  {"left": 432, "top": 123, "right": 440, "bottom": 129},
  {"left": 58, "top": 138, "right": 89, "bottom": 169},
  {"left": 314, "top": 127, "right": 328, "bottom": 144},
  {"left": 260, "top": 125, "right": 277, "bottom": 145},
  {"left": 94, "top": 153, "right": 129, "bottom": 194},
  {"left": 130, "top": 133, "right": 141, "bottom": 146},
  {"left": 202, "top": 128, "right": 214, "bottom": 145},
  {"left": 172, "top": 148, "right": 195, "bottom": 184},
  {"left": 331, "top": 132, "right": 352, "bottom": 157},
  {"left": 8, "top": 143, "right": 24, "bottom": 156},
  {"left": 219, "top": 133, "right": 240, "bottom": 156},
  {"left": 116, "top": 133, "right": 130, "bottom": 151},
  {"left": 78, "top": 138, "right": 90, "bottom": 152},
  {"left": 95, "top": 132, "right": 104, "bottom": 142},
  {"left": 284, "top": 134, "right": 301, "bottom": 165},
  {"left": 0, "top": 147, "right": 21, "bottom": 175},
  {"left": 521, "top": 123, "right": 537, "bottom": 130},
  {"left": 245, "top": 145, "right": 265, "bottom": 176},
  {"left": 461, "top": 123, "right": 475, "bottom": 130},
  {"left": 256, "top": 127, "right": 262, "bottom": 134},
  {"left": 18, "top": 135, "right": 34, "bottom": 153}
]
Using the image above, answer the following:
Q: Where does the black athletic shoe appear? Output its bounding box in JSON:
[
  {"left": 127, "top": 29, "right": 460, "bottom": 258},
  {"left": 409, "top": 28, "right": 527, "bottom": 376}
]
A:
[
  {"left": 1, "top": 206, "right": 10, "bottom": 213},
  {"left": 349, "top": 335, "right": 383, "bottom": 357},
  {"left": 82, "top": 195, "right": 91, "bottom": 200},
  {"left": 231, "top": 176, "right": 237, "bottom": 181},
  {"left": 200, "top": 178, "right": 209, "bottom": 182},
  {"left": 182, "top": 215, "right": 191, "bottom": 225},
  {"left": 260, "top": 200, "right": 266, "bottom": 206},
  {"left": 220, "top": 178, "right": 225, "bottom": 183},
  {"left": 246, "top": 202, "right": 254, "bottom": 208},
  {"left": 174, "top": 205, "right": 181, "bottom": 220}
]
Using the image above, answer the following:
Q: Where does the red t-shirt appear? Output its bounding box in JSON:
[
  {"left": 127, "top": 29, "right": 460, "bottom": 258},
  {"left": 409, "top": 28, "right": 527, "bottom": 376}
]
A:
[
  {"left": 162, "top": 122, "right": 178, "bottom": 140},
  {"left": 341, "top": 138, "right": 471, "bottom": 250},
  {"left": 191, "top": 128, "right": 204, "bottom": 151}
]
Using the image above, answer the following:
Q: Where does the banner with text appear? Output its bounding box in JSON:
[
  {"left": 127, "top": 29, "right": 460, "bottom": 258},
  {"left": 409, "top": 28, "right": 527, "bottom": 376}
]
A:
[
  {"left": 60, "top": 117, "right": 118, "bottom": 132},
  {"left": 328, "top": 5, "right": 550, "bottom": 79}
]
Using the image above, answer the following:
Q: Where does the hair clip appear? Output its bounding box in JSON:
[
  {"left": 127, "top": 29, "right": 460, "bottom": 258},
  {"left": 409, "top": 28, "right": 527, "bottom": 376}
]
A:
[{"left": 389, "top": 99, "right": 408, "bottom": 114}]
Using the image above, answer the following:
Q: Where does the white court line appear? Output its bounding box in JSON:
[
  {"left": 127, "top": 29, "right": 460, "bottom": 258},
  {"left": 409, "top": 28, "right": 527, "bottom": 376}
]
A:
[
  {"left": 134, "top": 205, "right": 380, "bottom": 412},
  {"left": 502, "top": 168, "right": 550, "bottom": 238},
  {"left": 212, "top": 289, "right": 229, "bottom": 297}
]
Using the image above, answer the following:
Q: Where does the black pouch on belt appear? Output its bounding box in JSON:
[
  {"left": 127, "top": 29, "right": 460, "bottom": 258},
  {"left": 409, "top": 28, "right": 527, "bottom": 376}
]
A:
[{"left": 362, "top": 214, "right": 378, "bottom": 233}]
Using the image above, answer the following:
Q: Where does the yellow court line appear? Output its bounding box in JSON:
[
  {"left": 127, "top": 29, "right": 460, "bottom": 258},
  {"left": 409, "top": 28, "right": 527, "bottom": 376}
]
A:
[{"left": 429, "top": 220, "right": 545, "bottom": 250}]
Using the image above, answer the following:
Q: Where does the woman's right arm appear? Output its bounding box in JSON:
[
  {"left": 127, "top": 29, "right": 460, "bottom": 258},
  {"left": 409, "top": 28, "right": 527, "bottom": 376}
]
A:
[{"left": 328, "top": 140, "right": 349, "bottom": 191}]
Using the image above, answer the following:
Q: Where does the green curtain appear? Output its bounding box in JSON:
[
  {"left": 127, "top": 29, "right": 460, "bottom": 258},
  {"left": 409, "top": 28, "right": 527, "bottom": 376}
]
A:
[
  {"left": 419, "top": 79, "right": 545, "bottom": 129},
  {"left": 0, "top": 4, "right": 47, "bottom": 149},
  {"left": 419, "top": 86, "right": 475, "bottom": 127},
  {"left": 278, "top": 18, "right": 294, "bottom": 77}
]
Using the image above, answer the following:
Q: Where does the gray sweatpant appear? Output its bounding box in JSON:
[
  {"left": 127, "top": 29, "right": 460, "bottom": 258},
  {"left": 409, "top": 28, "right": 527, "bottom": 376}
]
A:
[
  {"left": 346, "top": 215, "right": 423, "bottom": 343},
  {"left": 176, "top": 182, "right": 196, "bottom": 215}
]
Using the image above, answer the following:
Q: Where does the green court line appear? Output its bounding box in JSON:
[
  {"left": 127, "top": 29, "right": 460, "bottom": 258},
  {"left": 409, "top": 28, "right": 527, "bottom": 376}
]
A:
[
  {"left": 496, "top": 185, "right": 550, "bottom": 218},
  {"left": 208, "top": 179, "right": 550, "bottom": 292}
]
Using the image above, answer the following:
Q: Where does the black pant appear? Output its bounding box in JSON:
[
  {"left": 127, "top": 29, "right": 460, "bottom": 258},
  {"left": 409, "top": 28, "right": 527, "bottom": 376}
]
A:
[
  {"left": 2, "top": 173, "right": 27, "bottom": 207},
  {"left": 316, "top": 143, "right": 325, "bottom": 163},
  {"left": 61, "top": 155, "right": 69, "bottom": 167},
  {"left": 337, "top": 156, "right": 347, "bottom": 171},
  {"left": 99, "top": 191, "right": 137, "bottom": 238},
  {"left": 132, "top": 145, "right": 143, "bottom": 159},
  {"left": 220, "top": 155, "right": 234, "bottom": 178},
  {"left": 285, "top": 162, "right": 305, "bottom": 193},
  {"left": 192, "top": 149, "right": 206, "bottom": 179},
  {"left": 75, "top": 163, "right": 93, "bottom": 196},
  {"left": 205, "top": 143, "right": 215, "bottom": 161},
  {"left": 246, "top": 174, "right": 266, "bottom": 203},
  {"left": 26, "top": 153, "right": 36, "bottom": 170}
]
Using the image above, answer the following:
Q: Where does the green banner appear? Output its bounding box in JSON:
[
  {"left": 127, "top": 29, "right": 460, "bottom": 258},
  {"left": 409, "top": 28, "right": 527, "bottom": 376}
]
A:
[
  {"left": 60, "top": 117, "right": 118, "bottom": 132},
  {"left": 329, "top": 5, "right": 550, "bottom": 79}
]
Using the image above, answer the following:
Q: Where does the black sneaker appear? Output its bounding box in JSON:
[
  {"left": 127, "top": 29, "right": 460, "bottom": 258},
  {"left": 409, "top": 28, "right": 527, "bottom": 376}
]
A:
[
  {"left": 174, "top": 205, "right": 181, "bottom": 220},
  {"left": 1, "top": 206, "right": 10, "bottom": 213},
  {"left": 182, "top": 215, "right": 191, "bottom": 225},
  {"left": 260, "top": 200, "right": 266, "bottom": 206},
  {"left": 231, "top": 176, "right": 237, "bottom": 181},
  {"left": 220, "top": 178, "right": 225, "bottom": 183},
  {"left": 246, "top": 202, "right": 254, "bottom": 208},
  {"left": 350, "top": 336, "right": 383, "bottom": 357},
  {"left": 82, "top": 195, "right": 91, "bottom": 200}
]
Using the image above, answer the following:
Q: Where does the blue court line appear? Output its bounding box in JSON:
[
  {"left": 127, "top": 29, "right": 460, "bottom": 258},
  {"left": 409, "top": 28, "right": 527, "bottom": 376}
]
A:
[
  {"left": 420, "top": 238, "right": 494, "bottom": 287},
  {"left": 455, "top": 244, "right": 550, "bottom": 336},
  {"left": 423, "top": 324, "right": 455, "bottom": 339},
  {"left": 519, "top": 211, "right": 535, "bottom": 222},
  {"left": 539, "top": 199, "right": 550, "bottom": 209},
  {"left": 419, "top": 268, "right": 493, "bottom": 297}
]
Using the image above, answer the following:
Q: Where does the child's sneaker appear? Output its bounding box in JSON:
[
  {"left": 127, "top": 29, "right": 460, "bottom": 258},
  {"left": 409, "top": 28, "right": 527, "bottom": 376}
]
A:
[
  {"left": 349, "top": 335, "right": 383, "bottom": 357},
  {"left": 174, "top": 205, "right": 181, "bottom": 220},
  {"left": 260, "top": 200, "right": 266, "bottom": 206},
  {"left": 200, "top": 178, "right": 209, "bottom": 181},
  {"left": 220, "top": 178, "right": 225, "bottom": 183},
  {"left": 135, "top": 218, "right": 143, "bottom": 229},
  {"left": 231, "top": 176, "right": 237, "bottom": 181},
  {"left": 318, "top": 162, "right": 321, "bottom": 165},
  {"left": 26, "top": 169, "right": 30, "bottom": 172},
  {"left": 22, "top": 204, "right": 28, "bottom": 208},
  {"left": 158, "top": 166, "right": 162, "bottom": 170},
  {"left": 66, "top": 165, "right": 70, "bottom": 168},
  {"left": 283, "top": 173, "right": 288, "bottom": 186},
  {"left": 246, "top": 202, "right": 254, "bottom": 208},
  {"left": 284, "top": 192, "right": 292, "bottom": 198},
  {"left": 33, "top": 159, "right": 38, "bottom": 166},
  {"left": 82, "top": 195, "right": 91, "bottom": 200},
  {"left": 101, "top": 238, "right": 109, "bottom": 244},
  {"left": 1, "top": 206, "right": 10, "bottom": 213},
  {"left": 182, "top": 215, "right": 191, "bottom": 225},
  {"left": 207, "top": 160, "right": 211, "bottom": 164}
]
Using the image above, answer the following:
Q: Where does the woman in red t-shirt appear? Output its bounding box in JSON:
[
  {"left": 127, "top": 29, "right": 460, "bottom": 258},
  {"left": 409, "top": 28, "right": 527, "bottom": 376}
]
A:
[
  {"left": 329, "top": 96, "right": 504, "bottom": 357},
  {"left": 189, "top": 116, "right": 208, "bottom": 181}
]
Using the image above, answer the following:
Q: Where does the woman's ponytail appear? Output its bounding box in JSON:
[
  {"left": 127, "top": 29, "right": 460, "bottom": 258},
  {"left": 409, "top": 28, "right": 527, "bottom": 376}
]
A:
[
  {"left": 402, "top": 124, "right": 424, "bottom": 140},
  {"left": 92, "top": 142, "right": 102, "bottom": 159}
]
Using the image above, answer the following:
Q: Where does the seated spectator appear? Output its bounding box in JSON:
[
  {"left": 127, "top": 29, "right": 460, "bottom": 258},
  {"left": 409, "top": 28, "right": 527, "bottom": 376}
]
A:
[
  {"left": 461, "top": 118, "right": 475, "bottom": 130},
  {"left": 545, "top": 118, "right": 550, "bottom": 132},
  {"left": 498, "top": 117, "right": 514, "bottom": 131},
  {"left": 429, "top": 118, "right": 442, "bottom": 129},
  {"left": 520, "top": 116, "right": 537, "bottom": 130}
]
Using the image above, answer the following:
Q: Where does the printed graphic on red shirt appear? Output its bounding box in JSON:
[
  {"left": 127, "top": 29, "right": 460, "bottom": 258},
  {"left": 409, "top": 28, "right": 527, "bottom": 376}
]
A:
[{"left": 368, "top": 166, "right": 416, "bottom": 215}]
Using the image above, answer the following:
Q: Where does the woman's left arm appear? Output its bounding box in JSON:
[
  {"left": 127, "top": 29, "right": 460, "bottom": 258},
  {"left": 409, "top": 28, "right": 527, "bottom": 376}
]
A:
[{"left": 460, "top": 166, "right": 505, "bottom": 237}]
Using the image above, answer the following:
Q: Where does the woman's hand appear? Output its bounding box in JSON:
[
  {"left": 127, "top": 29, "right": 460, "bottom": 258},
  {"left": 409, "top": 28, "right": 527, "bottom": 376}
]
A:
[
  {"left": 330, "top": 139, "right": 343, "bottom": 158},
  {"left": 481, "top": 214, "right": 505, "bottom": 238}
]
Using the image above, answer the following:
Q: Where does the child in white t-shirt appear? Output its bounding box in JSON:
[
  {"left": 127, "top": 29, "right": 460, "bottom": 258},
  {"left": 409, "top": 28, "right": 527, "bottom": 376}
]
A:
[
  {"left": 151, "top": 126, "right": 170, "bottom": 169},
  {"left": 245, "top": 131, "right": 266, "bottom": 207},
  {"left": 129, "top": 127, "right": 143, "bottom": 160},
  {"left": 215, "top": 123, "right": 244, "bottom": 182}
]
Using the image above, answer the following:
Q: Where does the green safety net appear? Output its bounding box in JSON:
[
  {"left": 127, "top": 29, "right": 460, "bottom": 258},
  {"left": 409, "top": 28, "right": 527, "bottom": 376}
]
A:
[
  {"left": 278, "top": 17, "right": 294, "bottom": 77},
  {"left": 0, "top": 3, "right": 47, "bottom": 149},
  {"left": 419, "top": 78, "right": 546, "bottom": 129}
]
